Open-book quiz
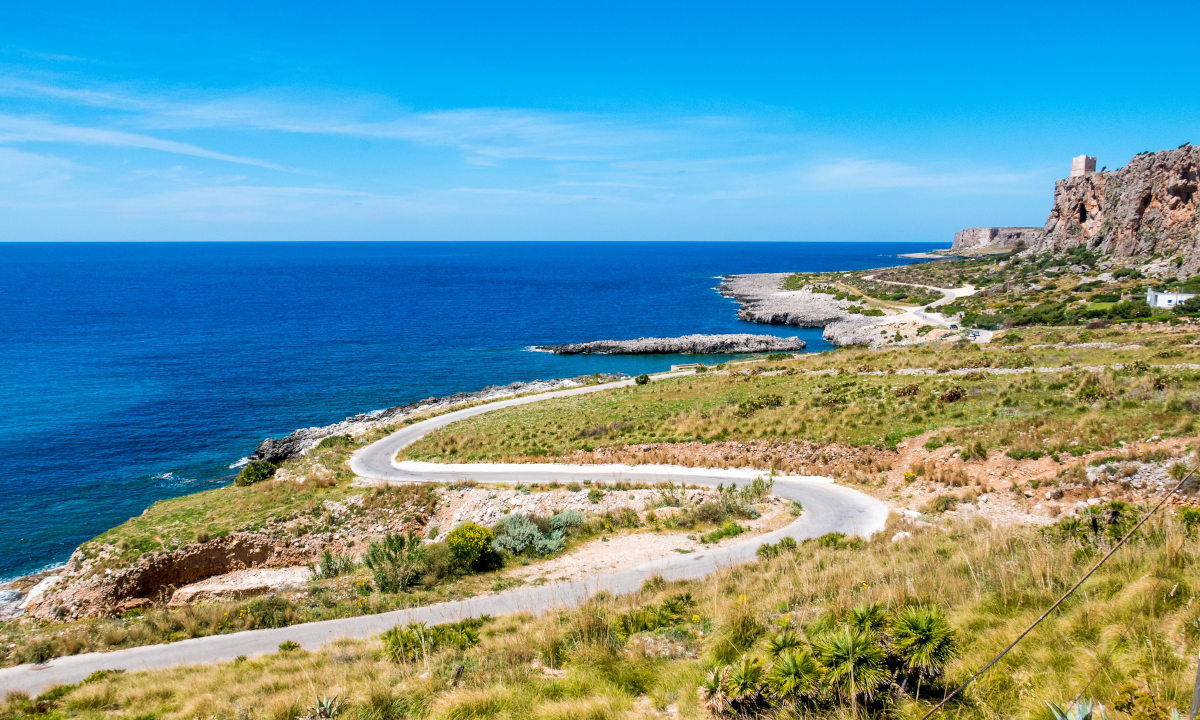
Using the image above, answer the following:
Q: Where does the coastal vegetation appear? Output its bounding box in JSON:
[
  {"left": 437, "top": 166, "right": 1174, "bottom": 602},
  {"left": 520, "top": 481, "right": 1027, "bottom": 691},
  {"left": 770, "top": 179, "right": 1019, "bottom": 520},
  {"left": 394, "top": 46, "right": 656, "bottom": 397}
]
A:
[
  {"left": 0, "top": 480, "right": 775, "bottom": 666},
  {"left": 404, "top": 324, "right": 1200, "bottom": 470},
  {"left": 5, "top": 508, "right": 1197, "bottom": 719},
  {"left": 7, "top": 316, "right": 1200, "bottom": 717}
]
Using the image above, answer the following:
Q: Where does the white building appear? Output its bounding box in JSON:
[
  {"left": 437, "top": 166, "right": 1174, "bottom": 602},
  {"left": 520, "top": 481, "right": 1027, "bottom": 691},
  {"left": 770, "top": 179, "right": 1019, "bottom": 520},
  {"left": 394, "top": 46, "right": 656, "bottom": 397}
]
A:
[{"left": 1147, "top": 288, "right": 1197, "bottom": 309}]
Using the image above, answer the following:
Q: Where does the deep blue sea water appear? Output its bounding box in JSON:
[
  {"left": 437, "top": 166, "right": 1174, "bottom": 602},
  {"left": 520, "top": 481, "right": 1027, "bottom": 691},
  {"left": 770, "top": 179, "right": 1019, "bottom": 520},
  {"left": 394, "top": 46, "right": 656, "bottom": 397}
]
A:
[{"left": 0, "top": 241, "right": 940, "bottom": 579}]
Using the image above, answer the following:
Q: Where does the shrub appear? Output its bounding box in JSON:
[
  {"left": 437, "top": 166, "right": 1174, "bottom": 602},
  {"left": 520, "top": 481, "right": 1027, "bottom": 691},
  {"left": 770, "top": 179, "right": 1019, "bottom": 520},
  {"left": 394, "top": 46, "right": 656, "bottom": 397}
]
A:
[
  {"left": 446, "top": 522, "right": 494, "bottom": 570},
  {"left": 635, "top": 373, "right": 650, "bottom": 385},
  {"left": 939, "top": 385, "right": 966, "bottom": 403},
  {"left": 314, "top": 434, "right": 353, "bottom": 452},
  {"left": 278, "top": 640, "right": 301, "bottom": 653},
  {"left": 234, "top": 460, "right": 276, "bottom": 486},
  {"left": 1179, "top": 507, "right": 1200, "bottom": 535},
  {"left": 815, "top": 628, "right": 890, "bottom": 705},
  {"left": 925, "top": 495, "right": 961, "bottom": 514},
  {"left": 363, "top": 532, "right": 426, "bottom": 593},
  {"left": 492, "top": 513, "right": 569, "bottom": 556},
  {"left": 587, "top": 488, "right": 603, "bottom": 504},
  {"left": 81, "top": 669, "right": 125, "bottom": 684},
  {"left": 246, "top": 596, "right": 295, "bottom": 629},
  {"left": 700, "top": 521, "right": 744, "bottom": 544},
  {"left": 308, "top": 549, "right": 356, "bottom": 580},
  {"left": 419, "top": 541, "right": 458, "bottom": 586},
  {"left": 550, "top": 510, "right": 584, "bottom": 532},
  {"left": 382, "top": 619, "right": 483, "bottom": 663}
]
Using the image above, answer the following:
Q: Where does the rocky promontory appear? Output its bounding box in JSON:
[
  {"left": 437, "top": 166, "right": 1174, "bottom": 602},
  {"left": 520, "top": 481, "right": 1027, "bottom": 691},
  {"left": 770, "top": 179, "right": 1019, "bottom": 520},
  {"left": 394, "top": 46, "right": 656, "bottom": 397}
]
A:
[
  {"left": 717, "top": 274, "right": 900, "bottom": 347},
  {"left": 534, "top": 333, "right": 805, "bottom": 355},
  {"left": 951, "top": 226, "right": 1042, "bottom": 253}
]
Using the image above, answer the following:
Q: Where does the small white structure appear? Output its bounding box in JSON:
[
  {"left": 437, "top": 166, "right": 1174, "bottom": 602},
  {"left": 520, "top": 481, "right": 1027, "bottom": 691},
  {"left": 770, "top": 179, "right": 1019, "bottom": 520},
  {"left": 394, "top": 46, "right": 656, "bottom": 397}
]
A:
[
  {"left": 1147, "top": 288, "right": 1196, "bottom": 309},
  {"left": 1070, "top": 155, "right": 1097, "bottom": 177}
]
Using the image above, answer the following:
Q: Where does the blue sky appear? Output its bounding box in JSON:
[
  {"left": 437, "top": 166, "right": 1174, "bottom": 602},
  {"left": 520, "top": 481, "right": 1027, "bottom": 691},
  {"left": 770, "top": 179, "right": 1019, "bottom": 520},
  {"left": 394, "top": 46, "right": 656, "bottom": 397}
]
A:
[{"left": 1, "top": 1, "right": 1197, "bottom": 242}]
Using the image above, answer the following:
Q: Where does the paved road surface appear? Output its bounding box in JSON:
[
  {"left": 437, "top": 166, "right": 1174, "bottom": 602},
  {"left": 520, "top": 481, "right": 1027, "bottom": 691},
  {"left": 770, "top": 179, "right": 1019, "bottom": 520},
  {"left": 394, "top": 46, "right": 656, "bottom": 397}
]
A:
[{"left": 0, "top": 374, "right": 887, "bottom": 695}]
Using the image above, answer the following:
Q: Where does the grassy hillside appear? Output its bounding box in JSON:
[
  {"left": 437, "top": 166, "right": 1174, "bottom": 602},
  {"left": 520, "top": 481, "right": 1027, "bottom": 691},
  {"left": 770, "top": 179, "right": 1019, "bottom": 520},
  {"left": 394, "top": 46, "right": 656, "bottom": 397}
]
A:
[
  {"left": 405, "top": 324, "right": 1200, "bottom": 469},
  {"left": 6, "top": 510, "right": 1197, "bottom": 719}
]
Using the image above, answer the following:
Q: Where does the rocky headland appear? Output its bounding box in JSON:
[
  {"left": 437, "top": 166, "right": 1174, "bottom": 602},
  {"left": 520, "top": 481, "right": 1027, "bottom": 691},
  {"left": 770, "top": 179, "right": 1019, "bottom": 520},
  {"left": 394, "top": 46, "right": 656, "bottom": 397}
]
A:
[
  {"left": 951, "top": 146, "right": 1200, "bottom": 275},
  {"left": 951, "top": 226, "right": 1042, "bottom": 253},
  {"left": 534, "top": 333, "right": 805, "bottom": 355},
  {"left": 1036, "top": 145, "right": 1200, "bottom": 273},
  {"left": 717, "top": 273, "right": 903, "bottom": 346}
]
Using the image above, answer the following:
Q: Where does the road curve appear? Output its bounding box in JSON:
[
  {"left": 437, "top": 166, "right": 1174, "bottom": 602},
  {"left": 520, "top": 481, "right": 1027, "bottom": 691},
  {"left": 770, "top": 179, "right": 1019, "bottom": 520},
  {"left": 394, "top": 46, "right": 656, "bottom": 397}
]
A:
[{"left": 0, "top": 374, "right": 887, "bottom": 695}]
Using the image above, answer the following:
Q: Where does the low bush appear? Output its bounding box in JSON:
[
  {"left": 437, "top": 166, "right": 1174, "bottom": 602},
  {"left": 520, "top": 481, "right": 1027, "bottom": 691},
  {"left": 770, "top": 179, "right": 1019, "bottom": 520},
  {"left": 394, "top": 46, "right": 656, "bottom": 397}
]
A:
[
  {"left": 925, "top": 494, "right": 961, "bottom": 514},
  {"left": 381, "top": 618, "right": 485, "bottom": 664},
  {"left": 635, "top": 373, "right": 650, "bottom": 385},
  {"left": 701, "top": 521, "right": 745, "bottom": 544},
  {"left": 492, "top": 511, "right": 582, "bottom": 557},
  {"left": 234, "top": 460, "right": 276, "bottom": 486},
  {"left": 610, "top": 593, "right": 697, "bottom": 641},
  {"left": 701, "top": 603, "right": 958, "bottom": 715},
  {"left": 362, "top": 532, "right": 425, "bottom": 593},
  {"left": 446, "top": 522, "right": 496, "bottom": 571},
  {"left": 308, "top": 549, "right": 356, "bottom": 580}
]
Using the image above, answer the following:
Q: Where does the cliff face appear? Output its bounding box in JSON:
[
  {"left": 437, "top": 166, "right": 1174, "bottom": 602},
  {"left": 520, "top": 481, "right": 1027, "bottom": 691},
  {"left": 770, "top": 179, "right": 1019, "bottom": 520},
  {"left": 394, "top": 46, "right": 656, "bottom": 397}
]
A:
[
  {"left": 1034, "top": 146, "right": 1200, "bottom": 272},
  {"left": 952, "top": 226, "right": 1043, "bottom": 252}
]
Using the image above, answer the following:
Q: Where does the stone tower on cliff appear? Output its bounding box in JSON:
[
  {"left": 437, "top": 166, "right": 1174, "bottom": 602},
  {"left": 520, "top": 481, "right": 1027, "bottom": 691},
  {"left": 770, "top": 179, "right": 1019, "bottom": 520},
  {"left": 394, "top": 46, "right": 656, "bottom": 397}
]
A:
[{"left": 1070, "top": 154, "right": 1097, "bottom": 178}]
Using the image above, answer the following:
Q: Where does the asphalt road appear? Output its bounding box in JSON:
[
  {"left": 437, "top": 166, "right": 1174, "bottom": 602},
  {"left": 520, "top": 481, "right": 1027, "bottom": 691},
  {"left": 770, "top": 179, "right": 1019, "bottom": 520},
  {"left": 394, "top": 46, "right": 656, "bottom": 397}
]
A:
[{"left": 0, "top": 373, "right": 888, "bottom": 695}]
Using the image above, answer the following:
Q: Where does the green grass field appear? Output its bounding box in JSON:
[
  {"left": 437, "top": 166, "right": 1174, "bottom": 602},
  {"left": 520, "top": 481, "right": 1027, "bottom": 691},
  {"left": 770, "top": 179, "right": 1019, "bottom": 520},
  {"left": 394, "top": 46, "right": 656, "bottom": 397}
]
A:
[{"left": 405, "top": 325, "right": 1200, "bottom": 467}]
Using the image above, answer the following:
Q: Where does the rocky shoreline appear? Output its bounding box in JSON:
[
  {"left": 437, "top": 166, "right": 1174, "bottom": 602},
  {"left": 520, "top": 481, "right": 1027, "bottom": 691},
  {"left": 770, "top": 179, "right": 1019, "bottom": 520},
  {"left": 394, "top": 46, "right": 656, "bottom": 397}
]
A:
[
  {"left": 534, "top": 333, "right": 805, "bottom": 355},
  {"left": 716, "top": 273, "right": 902, "bottom": 346},
  {"left": 253, "top": 374, "right": 622, "bottom": 464}
]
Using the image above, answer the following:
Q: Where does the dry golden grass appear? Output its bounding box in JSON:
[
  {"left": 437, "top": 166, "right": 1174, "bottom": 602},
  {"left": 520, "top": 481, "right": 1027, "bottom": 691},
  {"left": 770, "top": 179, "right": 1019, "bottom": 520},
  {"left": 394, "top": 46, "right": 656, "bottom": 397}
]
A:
[{"left": 7, "top": 509, "right": 1198, "bottom": 719}]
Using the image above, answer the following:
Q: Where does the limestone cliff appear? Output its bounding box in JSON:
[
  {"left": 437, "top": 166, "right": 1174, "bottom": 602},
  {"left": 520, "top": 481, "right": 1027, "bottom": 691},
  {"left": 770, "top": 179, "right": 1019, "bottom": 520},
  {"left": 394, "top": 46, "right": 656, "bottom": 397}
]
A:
[
  {"left": 951, "top": 226, "right": 1042, "bottom": 252},
  {"left": 1033, "top": 145, "right": 1200, "bottom": 273}
]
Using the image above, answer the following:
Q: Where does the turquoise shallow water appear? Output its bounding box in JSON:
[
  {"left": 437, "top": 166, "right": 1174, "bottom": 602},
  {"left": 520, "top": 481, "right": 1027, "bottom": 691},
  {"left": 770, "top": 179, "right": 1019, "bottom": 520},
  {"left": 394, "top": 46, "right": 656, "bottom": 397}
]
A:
[{"left": 0, "top": 240, "right": 939, "bottom": 579}]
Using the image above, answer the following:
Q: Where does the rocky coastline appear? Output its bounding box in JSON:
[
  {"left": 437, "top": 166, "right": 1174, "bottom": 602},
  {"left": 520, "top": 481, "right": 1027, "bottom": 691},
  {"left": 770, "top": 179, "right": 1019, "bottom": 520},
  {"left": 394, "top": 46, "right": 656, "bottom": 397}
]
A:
[
  {"left": 717, "top": 273, "right": 900, "bottom": 347},
  {"left": 534, "top": 333, "right": 805, "bottom": 355}
]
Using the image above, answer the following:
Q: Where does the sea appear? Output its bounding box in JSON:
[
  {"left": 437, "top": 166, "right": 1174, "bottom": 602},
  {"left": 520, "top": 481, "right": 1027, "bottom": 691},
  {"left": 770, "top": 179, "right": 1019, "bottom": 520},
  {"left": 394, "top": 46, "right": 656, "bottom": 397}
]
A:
[{"left": 0, "top": 241, "right": 941, "bottom": 580}]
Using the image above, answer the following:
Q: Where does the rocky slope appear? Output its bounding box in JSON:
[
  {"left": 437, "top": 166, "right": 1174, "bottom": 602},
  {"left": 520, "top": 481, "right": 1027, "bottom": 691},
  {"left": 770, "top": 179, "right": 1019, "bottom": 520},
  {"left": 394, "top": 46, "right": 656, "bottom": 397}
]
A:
[
  {"left": 1035, "top": 145, "right": 1200, "bottom": 273},
  {"left": 534, "top": 333, "right": 805, "bottom": 354},
  {"left": 254, "top": 375, "right": 620, "bottom": 464}
]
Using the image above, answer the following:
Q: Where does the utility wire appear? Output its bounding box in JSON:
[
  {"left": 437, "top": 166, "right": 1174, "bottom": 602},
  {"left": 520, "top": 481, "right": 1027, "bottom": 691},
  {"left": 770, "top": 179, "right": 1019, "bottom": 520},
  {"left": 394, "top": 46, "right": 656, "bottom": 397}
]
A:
[{"left": 918, "top": 463, "right": 1198, "bottom": 720}]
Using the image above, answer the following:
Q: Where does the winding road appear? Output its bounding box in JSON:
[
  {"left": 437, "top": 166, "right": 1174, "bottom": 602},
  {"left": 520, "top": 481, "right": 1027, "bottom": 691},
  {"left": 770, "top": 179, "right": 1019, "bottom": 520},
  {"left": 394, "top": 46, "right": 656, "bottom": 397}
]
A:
[{"left": 0, "top": 374, "right": 887, "bottom": 695}]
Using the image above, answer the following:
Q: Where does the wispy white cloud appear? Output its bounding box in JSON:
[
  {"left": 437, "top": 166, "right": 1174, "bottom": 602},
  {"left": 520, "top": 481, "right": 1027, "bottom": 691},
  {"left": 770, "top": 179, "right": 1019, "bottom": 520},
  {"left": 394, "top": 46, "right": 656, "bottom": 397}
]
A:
[
  {"left": 0, "top": 113, "right": 287, "bottom": 170},
  {"left": 0, "top": 74, "right": 1052, "bottom": 234}
]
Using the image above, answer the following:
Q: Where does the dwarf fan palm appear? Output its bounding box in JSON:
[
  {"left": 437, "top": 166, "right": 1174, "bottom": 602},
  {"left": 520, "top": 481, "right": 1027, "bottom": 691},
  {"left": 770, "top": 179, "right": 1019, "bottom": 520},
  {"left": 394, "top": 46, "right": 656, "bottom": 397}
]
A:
[
  {"left": 766, "top": 628, "right": 803, "bottom": 657},
  {"left": 815, "top": 628, "right": 890, "bottom": 711},
  {"left": 766, "top": 647, "right": 824, "bottom": 704},
  {"left": 726, "top": 656, "right": 765, "bottom": 702},
  {"left": 891, "top": 606, "right": 958, "bottom": 696},
  {"left": 847, "top": 602, "right": 891, "bottom": 637}
]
